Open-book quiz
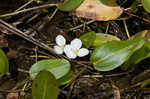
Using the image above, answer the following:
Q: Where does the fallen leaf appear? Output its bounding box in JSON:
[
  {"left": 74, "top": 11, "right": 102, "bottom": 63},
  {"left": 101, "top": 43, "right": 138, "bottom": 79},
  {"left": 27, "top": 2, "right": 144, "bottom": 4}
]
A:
[
  {"left": 0, "top": 35, "right": 8, "bottom": 48},
  {"left": 6, "top": 50, "right": 20, "bottom": 59},
  {"left": 112, "top": 85, "right": 120, "bottom": 99},
  {"left": 6, "top": 93, "right": 18, "bottom": 99},
  {"left": 73, "top": 0, "right": 123, "bottom": 21}
]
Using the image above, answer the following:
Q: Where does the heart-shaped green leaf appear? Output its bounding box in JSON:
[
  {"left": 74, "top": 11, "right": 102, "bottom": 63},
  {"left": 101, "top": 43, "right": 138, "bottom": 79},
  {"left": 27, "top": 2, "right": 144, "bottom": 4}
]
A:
[
  {"left": 29, "top": 59, "right": 70, "bottom": 80},
  {"left": 57, "top": 0, "right": 84, "bottom": 11},
  {"left": 57, "top": 71, "right": 73, "bottom": 86},
  {"left": 0, "top": 49, "right": 8, "bottom": 74},
  {"left": 80, "top": 31, "right": 96, "bottom": 48},
  {"left": 32, "top": 70, "right": 58, "bottom": 99},
  {"left": 93, "top": 33, "right": 120, "bottom": 47},
  {"left": 142, "top": 0, "right": 150, "bottom": 13},
  {"left": 90, "top": 38, "right": 145, "bottom": 71}
]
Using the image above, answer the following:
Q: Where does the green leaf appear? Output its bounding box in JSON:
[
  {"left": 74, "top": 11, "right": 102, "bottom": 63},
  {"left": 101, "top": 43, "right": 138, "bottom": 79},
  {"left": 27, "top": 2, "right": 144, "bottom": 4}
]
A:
[
  {"left": 0, "top": 49, "right": 8, "bottom": 74},
  {"left": 32, "top": 70, "right": 58, "bottom": 99},
  {"left": 57, "top": 0, "right": 84, "bottom": 11},
  {"left": 123, "top": 41, "right": 150, "bottom": 70},
  {"left": 90, "top": 38, "right": 145, "bottom": 71},
  {"left": 93, "top": 33, "right": 120, "bottom": 47},
  {"left": 29, "top": 59, "right": 70, "bottom": 80},
  {"left": 131, "top": 1, "right": 139, "bottom": 13},
  {"left": 122, "top": 30, "right": 150, "bottom": 70},
  {"left": 99, "top": 0, "right": 119, "bottom": 6},
  {"left": 131, "top": 44, "right": 150, "bottom": 64},
  {"left": 130, "top": 30, "right": 148, "bottom": 39},
  {"left": 129, "top": 42, "right": 150, "bottom": 63},
  {"left": 57, "top": 71, "right": 73, "bottom": 86},
  {"left": 141, "top": 79, "right": 150, "bottom": 88},
  {"left": 80, "top": 31, "right": 96, "bottom": 48},
  {"left": 142, "top": 0, "right": 150, "bottom": 13}
]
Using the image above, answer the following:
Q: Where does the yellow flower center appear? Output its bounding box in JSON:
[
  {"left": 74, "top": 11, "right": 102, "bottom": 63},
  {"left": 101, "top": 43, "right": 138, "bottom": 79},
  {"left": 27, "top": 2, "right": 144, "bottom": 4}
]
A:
[
  {"left": 73, "top": 49, "right": 79, "bottom": 54},
  {"left": 60, "top": 45, "right": 65, "bottom": 50}
]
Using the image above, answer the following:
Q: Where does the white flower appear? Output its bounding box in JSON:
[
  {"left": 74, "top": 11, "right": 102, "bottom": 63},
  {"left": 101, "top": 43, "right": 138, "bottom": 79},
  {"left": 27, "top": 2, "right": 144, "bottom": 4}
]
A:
[
  {"left": 64, "top": 38, "right": 89, "bottom": 59},
  {"left": 54, "top": 35, "right": 66, "bottom": 54}
]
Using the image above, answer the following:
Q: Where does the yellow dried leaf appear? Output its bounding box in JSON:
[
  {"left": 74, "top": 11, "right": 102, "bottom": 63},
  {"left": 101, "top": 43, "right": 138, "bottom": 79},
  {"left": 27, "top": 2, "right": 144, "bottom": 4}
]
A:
[{"left": 73, "top": 0, "right": 123, "bottom": 21}]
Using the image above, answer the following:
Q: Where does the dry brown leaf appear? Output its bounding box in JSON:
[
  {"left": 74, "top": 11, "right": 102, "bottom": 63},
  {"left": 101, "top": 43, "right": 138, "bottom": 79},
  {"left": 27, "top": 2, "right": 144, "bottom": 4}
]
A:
[
  {"left": 0, "top": 35, "right": 8, "bottom": 48},
  {"left": 6, "top": 93, "right": 18, "bottom": 99},
  {"left": 73, "top": 0, "right": 123, "bottom": 21},
  {"left": 7, "top": 50, "right": 20, "bottom": 59},
  {"left": 112, "top": 84, "right": 120, "bottom": 99}
]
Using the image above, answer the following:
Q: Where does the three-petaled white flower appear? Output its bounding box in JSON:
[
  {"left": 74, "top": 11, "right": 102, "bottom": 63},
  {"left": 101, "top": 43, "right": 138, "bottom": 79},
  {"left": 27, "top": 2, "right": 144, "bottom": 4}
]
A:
[
  {"left": 54, "top": 35, "right": 89, "bottom": 59},
  {"left": 64, "top": 39, "right": 89, "bottom": 59},
  {"left": 54, "top": 35, "right": 66, "bottom": 54}
]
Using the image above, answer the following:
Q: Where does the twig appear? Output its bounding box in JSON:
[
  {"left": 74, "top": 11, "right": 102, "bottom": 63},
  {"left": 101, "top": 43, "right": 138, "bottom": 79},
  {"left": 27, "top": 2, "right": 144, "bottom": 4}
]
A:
[
  {"left": 105, "top": 22, "right": 110, "bottom": 34},
  {"left": 81, "top": 72, "right": 128, "bottom": 78},
  {"left": 124, "top": 10, "right": 150, "bottom": 24},
  {"left": 66, "top": 81, "right": 75, "bottom": 99},
  {"left": 68, "top": 20, "right": 95, "bottom": 31},
  {"left": 15, "top": 0, "right": 35, "bottom": 11},
  {"left": 34, "top": 46, "right": 38, "bottom": 62},
  {"left": 26, "top": 14, "right": 40, "bottom": 23},
  {"left": 12, "top": 78, "right": 30, "bottom": 91},
  {"left": 0, "top": 3, "right": 57, "bottom": 18},
  {"left": 17, "top": 68, "right": 29, "bottom": 73},
  {"left": 30, "top": 55, "right": 49, "bottom": 58},
  {"left": 123, "top": 20, "right": 130, "bottom": 38},
  {"left": 120, "top": 82, "right": 141, "bottom": 93},
  {"left": 82, "top": 75, "right": 103, "bottom": 78},
  {"left": 0, "top": 89, "right": 21, "bottom": 93},
  {"left": 48, "top": 8, "right": 58, "bottom": 22},
  {"left": 0, "top": 19, "right": 55, "bottom": 53},
  {"left": 63, "top": 67, "right": 88, "bottom": 89}
]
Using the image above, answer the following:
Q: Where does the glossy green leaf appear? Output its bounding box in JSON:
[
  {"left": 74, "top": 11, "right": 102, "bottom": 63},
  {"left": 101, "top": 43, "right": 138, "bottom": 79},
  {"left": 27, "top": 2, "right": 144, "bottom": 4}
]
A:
[
  {"left": 128, "top": 41, "right": 150, "bottom": 64},
  {"left": 57, "top": 71, "right": 73, "bottom": 86},
  {"left": 80, "top": 31, "right": 96, "bottom": 48},
  {"left": 32, "top": 70, "right": 58, "bottom": 99},
  {"left": 57, "top": 0, "right": 84, "bottom": 11},
  {"left": 122, "top": 40, "right": 150, "bottom": 70},
  {"left": 122, "top": 30, "right": 150, "bottom": 70},
  {"left": 93, "top": 33, "right": 120, "bottom": 47},
  {"left": 90, "top": 38, "right": 145, "bottom": 71},
  {"left": 29, "top": 59, "right": 70, "bottom": 79},
  {"left": 142, "top": 0, "right": 150, "bottom": 13},
  {"left": 0, "top": 49, "right": 8, "bottom": 74}
]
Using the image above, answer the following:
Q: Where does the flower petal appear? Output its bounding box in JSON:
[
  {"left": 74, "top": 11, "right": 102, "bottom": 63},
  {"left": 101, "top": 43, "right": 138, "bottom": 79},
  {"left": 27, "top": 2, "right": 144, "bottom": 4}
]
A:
[
  {"left": 64, "top": 45, "right": 77, "bottom": 59},
  {"left": 66, "top": 51, "right": 77, "bottom": 59},
  {"left": 64, "top": 45, "right": 72, "bottom": 53},
  {"left": 54, "top": 45, "right": 63, "bottom": 54},
  {"left": 77, "top": 48, "right": 89, "bottom": 57},
  {"left": 70, "top": 38, "right": 82, "bottom": 50},
  {"left": 56, "top": 35, "right": 66, "bottom": 46}
]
